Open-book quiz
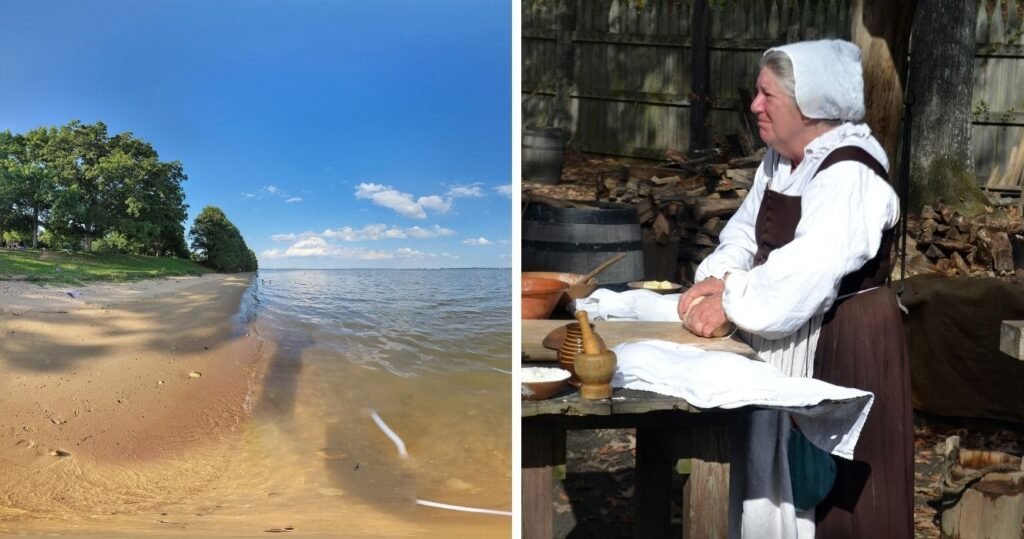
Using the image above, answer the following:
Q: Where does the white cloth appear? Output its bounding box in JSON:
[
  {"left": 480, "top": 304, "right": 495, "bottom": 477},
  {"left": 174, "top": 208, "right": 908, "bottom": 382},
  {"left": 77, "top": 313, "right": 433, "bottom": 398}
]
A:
[
  {"left": 610, "top": 340, "right": 873, "bottom": 459},
  {"left": 767, "top": 40, "right": 865, "bottom": 121},
  {"left": 695, "top": 122, "right": 898, "bottom": 377},
  {"left": 612, "top": 340, "right": 875, "bottom": 539},
  {"left": 572, "top": 288, "right": 681, "bottom": 322}
]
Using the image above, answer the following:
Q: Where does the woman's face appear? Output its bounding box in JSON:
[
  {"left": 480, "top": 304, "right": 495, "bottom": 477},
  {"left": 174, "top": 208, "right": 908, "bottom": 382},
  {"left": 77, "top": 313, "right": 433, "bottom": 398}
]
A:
[{"left": 750, "top": 68, "right": 806, "bottom": 156}]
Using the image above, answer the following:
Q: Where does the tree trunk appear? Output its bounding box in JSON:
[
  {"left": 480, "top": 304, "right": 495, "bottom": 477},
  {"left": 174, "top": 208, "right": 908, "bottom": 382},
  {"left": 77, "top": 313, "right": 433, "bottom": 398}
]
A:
[
  {"left": 849, "top": 0, "right": 917, "bottom": 171},
  {"left": 907, "top": 0, "right": 987, "bottom": 214},
  {"left": 31, "top": 206, "right": 39, "bottom": 249}
]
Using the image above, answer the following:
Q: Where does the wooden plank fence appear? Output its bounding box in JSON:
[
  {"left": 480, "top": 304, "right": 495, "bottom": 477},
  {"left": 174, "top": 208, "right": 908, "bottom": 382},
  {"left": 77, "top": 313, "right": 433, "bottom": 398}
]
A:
[
  {"left": 522, "top": 0, "right": 850, "bottom": 161},
  {"left": 975, "top": 0, "right": 1024, "bottom": 189},
  {"left": 524, "top": 0, "right": 1024, "bottom": 187}
]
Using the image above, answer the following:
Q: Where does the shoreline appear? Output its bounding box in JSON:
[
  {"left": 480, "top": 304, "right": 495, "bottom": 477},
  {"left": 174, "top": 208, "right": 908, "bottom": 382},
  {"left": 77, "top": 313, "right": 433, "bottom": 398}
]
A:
[{"left": 0, "top": 273, "right": 263, "bottom": 464}]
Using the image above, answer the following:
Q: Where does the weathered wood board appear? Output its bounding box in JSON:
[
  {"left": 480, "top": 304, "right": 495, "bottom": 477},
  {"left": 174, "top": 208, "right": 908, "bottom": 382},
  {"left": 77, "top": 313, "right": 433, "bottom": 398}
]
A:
[
  {"left": 1000, "top": 320, "right": 1024, "bottom": 360},
  {"left": 522, "top": 319, "right": 756, "bottom": 362}
]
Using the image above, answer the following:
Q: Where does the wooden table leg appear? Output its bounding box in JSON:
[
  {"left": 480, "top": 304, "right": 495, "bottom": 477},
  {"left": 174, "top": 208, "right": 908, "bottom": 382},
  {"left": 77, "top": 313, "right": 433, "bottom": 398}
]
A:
[
  {"left": 681, "top": 425, "right": 730, "bottom": 539},
  {"left": 523, "top": 420, "right": 559, "bottom": 539},
  {"left": 635, "top": 428, "right": 673, "bottom": 539}
]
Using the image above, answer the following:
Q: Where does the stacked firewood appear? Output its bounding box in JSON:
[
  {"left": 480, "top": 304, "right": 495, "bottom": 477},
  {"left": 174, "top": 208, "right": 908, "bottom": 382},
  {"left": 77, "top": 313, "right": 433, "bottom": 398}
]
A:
[
  {"left": 904, "top": 204, "right": 1024, "bottom": 278},
  {"left": 523, "top": 149, "right": 1024, "bottom": 282}
]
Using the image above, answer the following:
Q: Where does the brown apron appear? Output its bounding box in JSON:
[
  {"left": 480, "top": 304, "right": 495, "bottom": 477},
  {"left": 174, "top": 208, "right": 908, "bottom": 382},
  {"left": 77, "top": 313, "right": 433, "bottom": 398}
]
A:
[{"left": 751, "top": 146, "right": 913, "bottom": 538}]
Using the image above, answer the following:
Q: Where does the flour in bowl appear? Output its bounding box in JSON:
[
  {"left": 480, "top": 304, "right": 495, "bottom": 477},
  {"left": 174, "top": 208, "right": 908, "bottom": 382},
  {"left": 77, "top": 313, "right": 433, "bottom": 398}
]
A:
[{"left": 522, "top": 367, "right": 570, "bottom": 383}]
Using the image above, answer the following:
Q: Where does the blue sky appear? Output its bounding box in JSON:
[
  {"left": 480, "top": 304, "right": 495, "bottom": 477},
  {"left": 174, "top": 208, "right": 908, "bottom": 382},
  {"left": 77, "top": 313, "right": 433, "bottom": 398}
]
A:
[{"left": 0, "top": 0, "right": 512, "bottom": 269}]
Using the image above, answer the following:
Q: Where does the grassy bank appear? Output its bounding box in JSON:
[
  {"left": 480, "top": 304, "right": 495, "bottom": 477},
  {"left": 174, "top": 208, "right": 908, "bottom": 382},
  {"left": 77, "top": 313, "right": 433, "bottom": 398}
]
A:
[{"left": 0, "top": 249, "right": 213, "bottom": 284}]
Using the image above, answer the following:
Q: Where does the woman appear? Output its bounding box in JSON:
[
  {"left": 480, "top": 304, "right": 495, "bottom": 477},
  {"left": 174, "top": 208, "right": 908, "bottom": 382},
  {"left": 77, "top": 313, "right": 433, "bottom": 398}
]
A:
[{"left": 678, "top": 40, "right": 913, "bottom": 538}]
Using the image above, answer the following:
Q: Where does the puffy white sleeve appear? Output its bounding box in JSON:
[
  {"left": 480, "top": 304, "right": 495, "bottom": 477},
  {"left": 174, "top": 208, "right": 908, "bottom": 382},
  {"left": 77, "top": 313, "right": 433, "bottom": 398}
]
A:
[
  {"left": 693, "top": 161, "right": 767, "bottom": 281},
  {"left": 720, "top": 162, "right": 900, "bottom": 339}
]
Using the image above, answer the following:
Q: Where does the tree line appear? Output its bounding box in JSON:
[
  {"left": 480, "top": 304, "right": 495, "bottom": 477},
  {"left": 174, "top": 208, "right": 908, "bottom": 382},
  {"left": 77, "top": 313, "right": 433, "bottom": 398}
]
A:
[{"left": 0, "top": 120, "right": 256, "bottom": 272}]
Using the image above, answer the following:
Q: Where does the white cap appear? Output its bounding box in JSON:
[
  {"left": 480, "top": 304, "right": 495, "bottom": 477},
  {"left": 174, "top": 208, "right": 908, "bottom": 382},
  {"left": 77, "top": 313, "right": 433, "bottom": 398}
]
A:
[{"left": 766, "top": 39, "right": 865, "bottom": 122}]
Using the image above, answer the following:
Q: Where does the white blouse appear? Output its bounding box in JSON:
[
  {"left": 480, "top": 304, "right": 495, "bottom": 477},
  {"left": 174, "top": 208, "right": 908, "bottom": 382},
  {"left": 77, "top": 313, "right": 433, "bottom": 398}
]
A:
[{"left": 694, "top": 123, "right": 899, "bottom": 376}]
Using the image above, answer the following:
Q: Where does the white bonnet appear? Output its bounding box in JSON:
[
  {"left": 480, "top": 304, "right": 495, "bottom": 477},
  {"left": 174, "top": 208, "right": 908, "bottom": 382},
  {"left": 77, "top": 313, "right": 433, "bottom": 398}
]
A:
[{"left": 765, "top": 39, "right": 865, "bottom": 122}]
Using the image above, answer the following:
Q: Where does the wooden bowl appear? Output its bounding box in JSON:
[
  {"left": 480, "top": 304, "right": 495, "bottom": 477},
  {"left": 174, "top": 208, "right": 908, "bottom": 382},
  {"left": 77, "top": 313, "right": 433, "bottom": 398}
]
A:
[
  {"left": 521, "top": 367, "right": 571, "bottom": 400},
  {"left": 627, "top": 280, "right": 683, "bottom": 295},
  {"left": 522, "top": 271, "right": 599, "bottom": 306},
  {"left": 522, "top": 276, "right": 570, "bottom": 319}
]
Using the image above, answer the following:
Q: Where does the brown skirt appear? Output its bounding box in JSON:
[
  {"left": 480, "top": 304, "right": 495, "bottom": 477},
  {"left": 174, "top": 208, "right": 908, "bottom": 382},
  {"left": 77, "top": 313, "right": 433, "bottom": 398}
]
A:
[{"left": 812, "top": 287, "right": 914, "bottom": 539}]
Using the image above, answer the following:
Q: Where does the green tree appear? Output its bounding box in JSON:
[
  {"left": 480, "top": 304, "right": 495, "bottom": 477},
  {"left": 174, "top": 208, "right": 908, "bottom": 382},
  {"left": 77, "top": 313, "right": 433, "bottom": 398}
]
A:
[
  {"left": 101, "top": 132, "right": 189, "bottom": 256},
  {"left": 0, "top": 127, "right": 56, "bottom": 248},
  {"left": 189, "top": 206, "right": 258, "bottom": 272}
]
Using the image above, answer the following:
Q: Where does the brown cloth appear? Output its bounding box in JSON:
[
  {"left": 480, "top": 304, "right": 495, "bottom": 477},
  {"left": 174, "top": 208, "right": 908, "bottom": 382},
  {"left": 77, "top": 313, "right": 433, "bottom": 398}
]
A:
[
  {"left": 901, "top": 273, "right": 1024, "bottom": 423},
  {"left": 751, "top": 146, "right": 913, "bottom": 538}
]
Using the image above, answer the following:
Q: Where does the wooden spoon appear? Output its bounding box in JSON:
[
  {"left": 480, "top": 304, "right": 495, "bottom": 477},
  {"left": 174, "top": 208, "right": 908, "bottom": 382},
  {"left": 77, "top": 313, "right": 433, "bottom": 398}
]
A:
[{"left": 578, "top": 253, "right": 627, "bottom": 284}]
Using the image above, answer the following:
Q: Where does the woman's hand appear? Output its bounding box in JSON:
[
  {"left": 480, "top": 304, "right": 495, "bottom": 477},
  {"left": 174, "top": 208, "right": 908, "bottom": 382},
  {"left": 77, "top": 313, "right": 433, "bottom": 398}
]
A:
[
  {"left": 677, "top": 277, "right": 725, "bottom": 320},
  {"left": 683, "top": 293, "right": 730, "bottom": 338}
]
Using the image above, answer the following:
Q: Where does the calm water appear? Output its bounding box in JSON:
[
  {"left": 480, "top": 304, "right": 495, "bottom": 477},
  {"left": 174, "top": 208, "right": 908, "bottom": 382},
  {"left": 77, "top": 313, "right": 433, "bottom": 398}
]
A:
[
  {"left": 247, "top": 268, "right": 513, "bottom": 535},
  {"left": 1, "top": 268, "right": 513, "bottom": 537}
]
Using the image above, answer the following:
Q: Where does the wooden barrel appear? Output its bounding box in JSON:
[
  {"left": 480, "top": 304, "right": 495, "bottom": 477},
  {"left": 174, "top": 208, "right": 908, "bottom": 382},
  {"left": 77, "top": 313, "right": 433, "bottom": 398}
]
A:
[
  {"left": 523, "top": 204, "right": 644, "bottom": 284},
  {"left": 522, "top": 127, "right": 564, "bottom": 185}
]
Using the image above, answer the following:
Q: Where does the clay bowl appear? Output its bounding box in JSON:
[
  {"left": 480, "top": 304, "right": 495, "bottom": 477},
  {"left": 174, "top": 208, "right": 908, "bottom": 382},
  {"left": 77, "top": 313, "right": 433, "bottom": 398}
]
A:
[
  {"left": 521, "top": 367, "right": 572, "bottom": 401},
  {"left": 522, "top": 276, "right": 570, "bottom": 319},
  {"left": 523, "top": 271, "right": 599, "bottom": 307},
  {"left": 627, "top": 280, "right": 683, "bottom": 295}
]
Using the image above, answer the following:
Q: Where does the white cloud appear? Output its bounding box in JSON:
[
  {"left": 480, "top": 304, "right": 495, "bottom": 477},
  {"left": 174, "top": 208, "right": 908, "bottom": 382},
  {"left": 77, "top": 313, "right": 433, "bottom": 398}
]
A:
[
  {"left": 463, "top": 237, "right": 493, "bottom": 246},
  {"left": 323, "top": 224, "right": 406, "bottom": 241},
  {"left": 354, "top": 183, "right": 466, "bottom": 219},
  {"left": 286, "top": 197, "right": 302, "bottom": 203},
  {"left": 271, "top": 233, "right": 297, "bottom": 242},
  {"left": 319, "top": 223, "right": 457, "bottom": 241},
  {"left": 448, "top": 184, "right": 485, "bottom": 198},
  {"left": 406, "top": 225, "right": 456, "bottom": 239},
  {"left": 355, "top": 183, "right": 427, "bottom": 219},
  {"left": 417, "top": 195, "right": 451, "bottom": 214},
  {"left": 243, "top": 192, "right": 256, "bottom": 198},
  {"left": 260, "top": 240, "right": 455, "bottom": 262},
  {"left": 495, "top": 184, "right": 513, "bottom": 197},
  {"left": 266, "top": 185, "right": 279, "bottom": 194}
]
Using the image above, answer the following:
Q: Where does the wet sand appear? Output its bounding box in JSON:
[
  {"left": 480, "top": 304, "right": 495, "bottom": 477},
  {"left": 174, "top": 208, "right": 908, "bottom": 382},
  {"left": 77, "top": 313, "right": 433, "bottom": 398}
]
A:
[{"left": 0, "top": 275, "right": 509, "bottom": 537}]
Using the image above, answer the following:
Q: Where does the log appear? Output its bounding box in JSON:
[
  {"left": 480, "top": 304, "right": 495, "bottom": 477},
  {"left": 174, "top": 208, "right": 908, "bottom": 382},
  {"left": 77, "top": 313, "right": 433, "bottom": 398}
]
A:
[
  {"left": 925, "top": 244, "right": 946, "bottom": 259},
  {"left": 940, "top": 447, "right": 1024, "bottom": 539},
  {"left": 693, "top": 198, "right": 743, "bottom": 222},
  {"left": 950, "top": 251, "right": 970, "bottom": 275},
  {"left": 918, "top": 237, "right": 974, "bottom": 254},
  {"left": 700, "top": 217, "right": 727, "bottom": 237}
]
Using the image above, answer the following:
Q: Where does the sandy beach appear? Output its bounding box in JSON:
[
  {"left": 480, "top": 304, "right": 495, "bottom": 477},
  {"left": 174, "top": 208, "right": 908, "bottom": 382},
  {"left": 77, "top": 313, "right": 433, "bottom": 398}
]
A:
[
  {"left": 0, "top": 274, "right": 261, "bottom": 464},
  {"left": 0, "top": 274, "right": 281, "bottom": 534},
  {"left": 0, "top": 273, "right": 510, "bottom": 537}
]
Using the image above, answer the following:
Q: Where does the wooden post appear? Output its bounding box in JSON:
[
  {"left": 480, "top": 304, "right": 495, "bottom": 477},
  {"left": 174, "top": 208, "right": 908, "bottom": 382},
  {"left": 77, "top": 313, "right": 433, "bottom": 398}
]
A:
[
  {"left": 689, "top": 0, "right": 711, "bottom": 151},
  {"left": 999, "top": 320, "right": 1024, "bottom": 360},
  {"left": 522, "top": 422, "right": 561, "bottom": 539},
  {"left": 681, "top": 426, "right": 730, "bottom": 539},
  {"left": 635, "top": 428, "right": 674, "bottom": 539}
]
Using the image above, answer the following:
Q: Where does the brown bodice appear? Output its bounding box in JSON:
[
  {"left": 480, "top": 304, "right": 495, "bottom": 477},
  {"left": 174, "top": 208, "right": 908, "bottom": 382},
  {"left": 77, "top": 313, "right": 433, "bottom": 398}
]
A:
[{"left": 751, "top": 146, "right": 894, "bottom": 296}]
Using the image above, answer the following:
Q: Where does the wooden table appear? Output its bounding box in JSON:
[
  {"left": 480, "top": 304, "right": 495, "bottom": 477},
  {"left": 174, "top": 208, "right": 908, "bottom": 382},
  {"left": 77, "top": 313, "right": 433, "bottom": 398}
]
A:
[{"left": 522, "top": 320, "right": 758, "bottom": 539}]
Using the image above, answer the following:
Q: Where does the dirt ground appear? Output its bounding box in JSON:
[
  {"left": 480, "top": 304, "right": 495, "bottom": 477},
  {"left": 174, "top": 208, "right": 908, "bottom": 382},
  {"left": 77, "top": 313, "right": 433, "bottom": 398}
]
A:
[{"left": 551, "top": 414, "right": 1024, "bottom": 538}]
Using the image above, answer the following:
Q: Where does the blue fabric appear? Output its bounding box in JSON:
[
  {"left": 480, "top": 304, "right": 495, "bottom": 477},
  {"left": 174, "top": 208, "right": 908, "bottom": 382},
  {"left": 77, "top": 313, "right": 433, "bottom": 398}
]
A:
[{"left": 788, "top": 425, "right": 837, "bottom": 511}]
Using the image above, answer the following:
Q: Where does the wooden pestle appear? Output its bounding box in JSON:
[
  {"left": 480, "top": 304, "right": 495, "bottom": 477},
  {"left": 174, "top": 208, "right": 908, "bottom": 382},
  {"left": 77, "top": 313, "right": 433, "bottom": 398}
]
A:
[{"left": 575, "top": 310, "right": 602, "bottom": 354}]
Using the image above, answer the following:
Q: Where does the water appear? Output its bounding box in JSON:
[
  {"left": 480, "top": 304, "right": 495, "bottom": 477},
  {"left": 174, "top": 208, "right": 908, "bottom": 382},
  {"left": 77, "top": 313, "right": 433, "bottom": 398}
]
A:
[
  {"left": 249, "top": 269, "right": 513, "bottom": 534},
  {"left": 0, "top": 268, "right": 513, "bottom": 537}
]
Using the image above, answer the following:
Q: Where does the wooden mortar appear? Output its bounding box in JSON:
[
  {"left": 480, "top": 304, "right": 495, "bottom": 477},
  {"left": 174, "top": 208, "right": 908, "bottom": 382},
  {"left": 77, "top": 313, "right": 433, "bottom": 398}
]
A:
[{"left": 573, "top": 310, "right": 616, "bottom": 400}]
